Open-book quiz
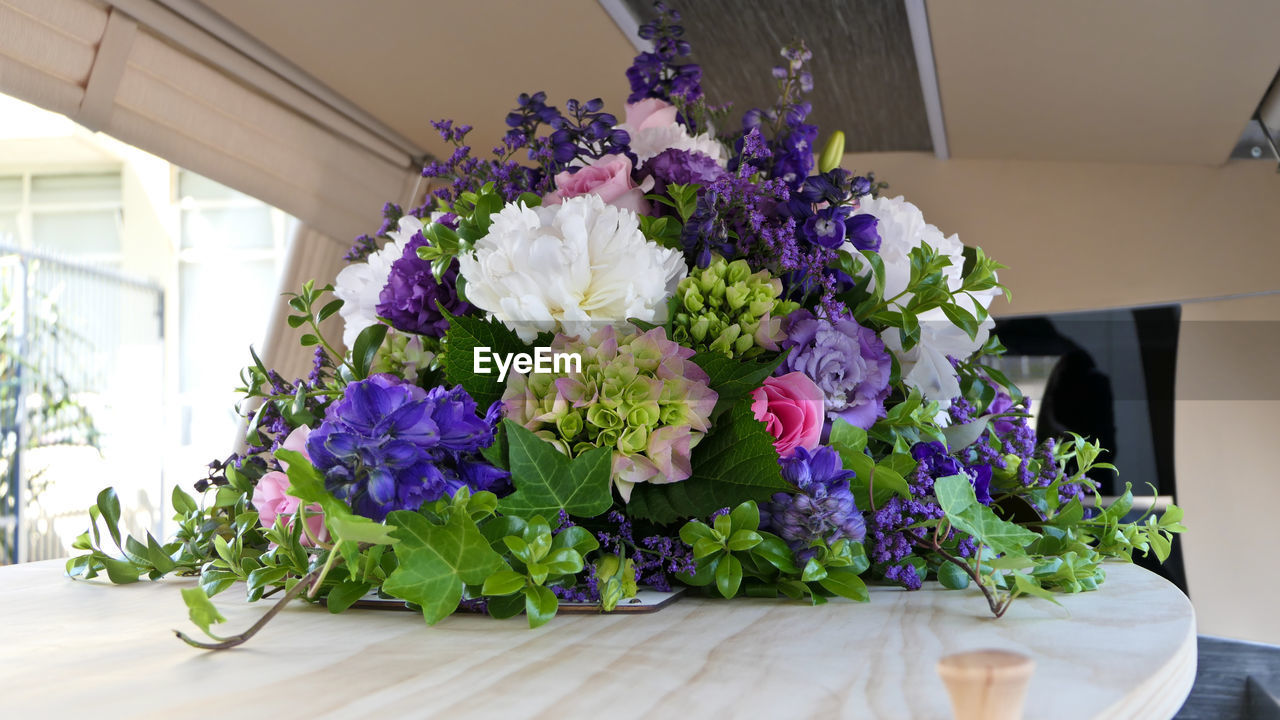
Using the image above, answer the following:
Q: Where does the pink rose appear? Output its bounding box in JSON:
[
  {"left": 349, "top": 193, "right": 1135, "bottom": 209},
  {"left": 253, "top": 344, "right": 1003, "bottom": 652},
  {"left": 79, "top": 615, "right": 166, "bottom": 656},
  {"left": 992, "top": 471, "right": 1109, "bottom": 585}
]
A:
[
  {"left": 252, "top": 426, "right": 327, "bottom": 545},
  {"left": 543, "top": 154, "right": 652, "bottom": 214},
  {"left": 624, "top": 98, "right": 680, "bottom": 131},
  {"left": 750, "top": 372, "right": 825, "bottom": 458}
]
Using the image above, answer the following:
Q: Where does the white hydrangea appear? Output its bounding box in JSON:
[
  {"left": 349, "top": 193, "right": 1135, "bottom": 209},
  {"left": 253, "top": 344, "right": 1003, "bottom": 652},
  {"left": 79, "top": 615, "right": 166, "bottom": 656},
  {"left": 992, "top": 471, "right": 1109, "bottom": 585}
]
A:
[
  {"left": 332, "top": 215, "right": 423, "bottom": 349},
  {"left": 850, "top": 195, "right": 1000, "bottom": 405},
  {"left": 457, "top": 194, "right": 687, "bottom": 342}
]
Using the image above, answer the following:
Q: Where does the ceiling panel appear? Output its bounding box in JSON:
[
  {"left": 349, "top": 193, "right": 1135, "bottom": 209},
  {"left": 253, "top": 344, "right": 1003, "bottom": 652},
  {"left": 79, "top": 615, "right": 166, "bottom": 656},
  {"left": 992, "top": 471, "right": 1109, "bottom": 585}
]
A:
[
  {"left": 927, "top": 0, "right": 1280, "bottom": 165},
  {"left": 203, "top": 0, "right": 638, "bottom": 161},
  {"left": 623, "top": 0, "right": 932, "bottom": 153}
]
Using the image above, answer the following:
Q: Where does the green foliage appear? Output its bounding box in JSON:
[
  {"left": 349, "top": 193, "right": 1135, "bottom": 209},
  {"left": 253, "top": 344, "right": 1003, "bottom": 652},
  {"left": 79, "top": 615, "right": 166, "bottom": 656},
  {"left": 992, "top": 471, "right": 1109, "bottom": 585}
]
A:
[
  {"left": 496, "top": 421, "right": 614, "bottom": 518},
  {"left": 441, "top": 310, "right": 531, "bottom": 410},
  {"left": 179, "top": 587, "right": 227, "bottom": 643},
  {"left": 382, "top": 490, "right": 507, "bottom": 625},
  {"left": 677, "top": 501, "right": 870, "bottom": 604},
  {"left": 479, "top": 514, "right": 599, "bottom": 628},
  {"left": 690, "top": 350, "right": 786, "bottom": 418},
  {"left": 628, "top": 401, "right": 788, "bottom": 524}
]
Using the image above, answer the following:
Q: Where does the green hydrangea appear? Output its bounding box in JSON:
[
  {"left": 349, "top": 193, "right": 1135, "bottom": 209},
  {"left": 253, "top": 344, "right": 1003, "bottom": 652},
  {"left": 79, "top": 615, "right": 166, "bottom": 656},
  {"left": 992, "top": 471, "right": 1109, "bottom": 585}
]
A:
[
  {"left": 371, "top": 330, "right": 438, "bottom": 377},
  {"left": 502, "top": 325, "right": 718, "bottom": 501},
  {"left": 669, "top": 256, "right": 799, "bottom": 359}
]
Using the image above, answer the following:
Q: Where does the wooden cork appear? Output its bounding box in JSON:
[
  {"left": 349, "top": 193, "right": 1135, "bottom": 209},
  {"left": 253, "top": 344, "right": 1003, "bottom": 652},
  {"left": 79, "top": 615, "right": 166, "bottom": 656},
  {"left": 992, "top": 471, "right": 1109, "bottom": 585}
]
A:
[{"left": 937, "top": 649, "right": 1036, "bottom": 720}]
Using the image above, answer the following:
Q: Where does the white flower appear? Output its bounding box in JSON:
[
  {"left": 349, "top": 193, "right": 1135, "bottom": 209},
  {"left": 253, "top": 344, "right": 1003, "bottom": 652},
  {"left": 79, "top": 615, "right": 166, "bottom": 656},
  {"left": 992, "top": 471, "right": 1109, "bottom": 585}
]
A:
[
  {"left": 333, "top": 216, "right": 423, "bottom": 348},
  {"left": 851, "top": 195, "right": 999, "bottom": 404},
  {"left": 457, "top": 194, "right": 687, "bottom": 342},
  {"left": 615, "top": 98, "right": 727, "bottom": 167}
]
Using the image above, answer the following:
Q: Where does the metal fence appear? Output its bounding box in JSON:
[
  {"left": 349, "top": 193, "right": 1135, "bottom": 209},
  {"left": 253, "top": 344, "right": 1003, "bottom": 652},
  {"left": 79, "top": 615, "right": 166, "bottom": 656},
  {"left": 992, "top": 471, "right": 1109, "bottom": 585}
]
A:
[{"left": 1, "top": 243, "right": 165, "bottom": 563}]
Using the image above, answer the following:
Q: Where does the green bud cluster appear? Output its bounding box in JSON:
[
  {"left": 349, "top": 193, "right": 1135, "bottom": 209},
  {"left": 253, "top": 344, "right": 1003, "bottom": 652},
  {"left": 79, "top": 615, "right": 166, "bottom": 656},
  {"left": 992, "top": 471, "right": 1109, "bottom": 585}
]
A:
[
  {"left": 670, "top": 256, "right": 799, "bottom": 359},
  {"left": 371, "top": 330, "right": 439, "bottom": 378}
]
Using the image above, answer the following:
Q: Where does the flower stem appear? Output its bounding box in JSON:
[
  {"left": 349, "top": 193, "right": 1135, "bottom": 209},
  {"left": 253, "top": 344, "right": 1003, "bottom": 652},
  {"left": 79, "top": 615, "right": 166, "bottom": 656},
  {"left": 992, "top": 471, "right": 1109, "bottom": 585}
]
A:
[{"left": 174, "top": 568, "right": 321, "bottom": 650}]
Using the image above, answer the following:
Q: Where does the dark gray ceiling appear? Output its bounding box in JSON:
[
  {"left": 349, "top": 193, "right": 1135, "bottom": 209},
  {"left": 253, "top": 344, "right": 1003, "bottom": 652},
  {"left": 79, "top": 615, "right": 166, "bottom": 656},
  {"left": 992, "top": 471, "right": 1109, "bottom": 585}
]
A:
[{"left": 622, "top": 0, "right": 933, "bottom": 153}]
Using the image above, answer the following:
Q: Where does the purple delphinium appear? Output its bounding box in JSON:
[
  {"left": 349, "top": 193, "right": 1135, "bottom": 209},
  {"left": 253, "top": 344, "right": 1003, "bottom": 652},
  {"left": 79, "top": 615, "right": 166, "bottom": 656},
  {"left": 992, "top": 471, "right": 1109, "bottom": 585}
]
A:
[
  {"left": 376, "top": 234, "right": 470, "bottom": 338},
  {"left": 627, "top": 3, "right": 703, "bottom": 104},
  {"left": 762, "top": 446, "right": 864, "bottom": 562},
  {"left": 306, "top": 375, "right": 507, "bottom": 521},
  {"left": 778, "top": 309, "right": 892, "bottom": 430}
]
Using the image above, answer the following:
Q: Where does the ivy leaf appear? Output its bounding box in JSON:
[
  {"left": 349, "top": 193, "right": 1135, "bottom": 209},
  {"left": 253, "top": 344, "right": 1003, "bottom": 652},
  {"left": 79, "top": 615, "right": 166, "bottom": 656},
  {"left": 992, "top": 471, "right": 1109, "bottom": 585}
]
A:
[
  {"left": 628, "top": 401, "right": 789, "bottom": 524},
  {"left": 382, "top": 509, "right": 508, "bottom": 625},
  {"left": 442, "top": 311, "right": 531, "bottom": 410},
  {"left": 496, "top": 422, "right": 614, "bottom": 517},
  {"left": 941, "top": 415, "right": 994, "bottom": 452},
  {"left": 935, "top": 474, "right": 1041, "bottom": 556},
  {"left": 178, "top": 587, "right": 226, "bottom": 642}
]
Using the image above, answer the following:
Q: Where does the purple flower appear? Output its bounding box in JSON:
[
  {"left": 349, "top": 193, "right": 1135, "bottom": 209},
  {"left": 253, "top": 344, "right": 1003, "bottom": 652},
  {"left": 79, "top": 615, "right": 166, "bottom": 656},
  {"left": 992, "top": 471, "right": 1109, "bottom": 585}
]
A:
[
  {"left": 376, "top": 236, "right": 470, "bottom": 338},
  {"left": 779, "top": 309, "right": 891, "bottom": 430},
  {"left": 306, "top": 375, "right": 506, "bottom": 520},
  {"left": 801, "top": 206, "right": 852, "bottom": 249},
  {"left": 845, "top": 214, "right": 880, "bottom": 252},
  {"left": 763, "top": 446, "right": 864, "bottom": 562},
  {"left": 911, "top": 441, "right": 992, "bottom": 505},
  {"left": 644, "top": 148, "right": 726, "bottom": 191}
]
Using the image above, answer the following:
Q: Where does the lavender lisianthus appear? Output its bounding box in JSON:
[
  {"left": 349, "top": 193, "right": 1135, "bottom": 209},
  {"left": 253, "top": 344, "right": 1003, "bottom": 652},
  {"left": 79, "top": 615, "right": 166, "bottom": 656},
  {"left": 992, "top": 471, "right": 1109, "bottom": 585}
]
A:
[
  {"left": 779, "top": 309, "right": 891, "bottom": 430},
  {"left": 376, "top": 234, "right": 470, "bottom": 338},
  {"left": 644, "top": 148, "right": 727, "bottom": 193},
  {"left": 306, "top": 375, "right": 507, "bottom": 520},
  {"left": 762, "top": 445, "right": 864, "bottom": 562}
]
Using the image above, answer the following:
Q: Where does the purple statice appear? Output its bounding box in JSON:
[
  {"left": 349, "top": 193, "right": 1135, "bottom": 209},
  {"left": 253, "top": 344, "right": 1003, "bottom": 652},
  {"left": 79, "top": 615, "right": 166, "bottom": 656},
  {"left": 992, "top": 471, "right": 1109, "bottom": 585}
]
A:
[
  {"left": 375, "top": 235, "right": 470, "bottom": 338},
  {"left": 762, "top": 446, "right": 864, "bottom": 563},
  {"left": 778, "top": 309, "right": 892, "bottom": 430},
  {"left": 595, "top": 511, "right": 696, "bottom": 592},
  {"left": 306, "top": 375, "right": 507, "bottom": 521},
  {"left": 626, "top": 3, "right": 703, "bottom": 104},
  {"left": 642, "top": 148, "right": 727, "bottom": 196},
  {"left": 866, "top": 442, "right": 994, "bottom": 590},
  {"left": 345, "top": 203, "right": 405, "bottom": 262},
  {"left": 420, "top": 114, "right": 546, "bottom": 207}
]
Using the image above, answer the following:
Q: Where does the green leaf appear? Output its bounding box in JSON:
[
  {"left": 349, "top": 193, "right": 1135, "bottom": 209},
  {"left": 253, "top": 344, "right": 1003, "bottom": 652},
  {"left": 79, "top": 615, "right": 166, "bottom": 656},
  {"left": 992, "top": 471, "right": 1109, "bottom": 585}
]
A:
[
  {"left": 326, "top": 581, "right": 371, "bottom": 614},
  {"left": 496, "top": 422, "right": 614, "bottom": 517},
  {"left": 524, "top": 585, "right": 559, "bottom": 628},
  {"left": 727, "top": 530, "right": 762, "bottom": 552},
  {"left": 935, "top": 474, "right": 1041, "bottom": 557},
  {"left": 750, "top": 533, "right": 800, "bottom": 573},
  {"left": 145, "top": 533, "right": 176, "bottom": 574},
  {"left": 828, "top": 419, "right": 867, "bottom": 454},
  {"left": 941, "top": 416, "right": 993, "bottom": 452},
  {"left": 443, "top": 312, "right": 531, "bottom": 410},
  {"left": 819, "top": 568, "right": 869, "bottom": 602},
  {"left": 179, "top": 587, "right": 226, "bottom": 640},
  {"left": 801, "top": 557, "right": 827, "bottom": 582},
  {"left": 350, "top": 323, "right": 388, "bottom": 380},
  {"left": 171, "top": 485, "right": 198, "bottom": 516},
  {"left": 628, "top": 401, "right": 788, "bottom": 524},
  {"left": 728, "top": 501, "right": 760, "bottom": 532},
  {"left": 542, "top": 548, "right": 584, "bottom": 576},
  {"left": 96, "top": 488, "right": 122, "bottom": 548},
  {"left": 715, "top": 554, "right": 743, "bottom": 598},
  {"left": 691, "top": 352, "right": 786, "bottom": 416},
  {"left": 482, "top": 570, "right": 528, "bottom": 596},
  {"left": 1012, "top": 573, "right": 1063, "bottom": 606},
  {"left": 382, "top": 509, "right": 508, "bottom": 625},
  {"left": 317, "top": 298, "right": 344, "bottom": 322},
  {"left": 937, "top": 561, "right": 971, "bottom": 590}
]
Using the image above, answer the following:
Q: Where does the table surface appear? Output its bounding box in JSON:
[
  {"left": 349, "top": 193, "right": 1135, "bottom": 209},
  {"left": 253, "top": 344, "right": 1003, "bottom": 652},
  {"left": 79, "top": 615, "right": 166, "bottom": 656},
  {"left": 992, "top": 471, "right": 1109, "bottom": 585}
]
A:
[{"left": 0, "top": 559, "right": 1195, "bottom": 719}]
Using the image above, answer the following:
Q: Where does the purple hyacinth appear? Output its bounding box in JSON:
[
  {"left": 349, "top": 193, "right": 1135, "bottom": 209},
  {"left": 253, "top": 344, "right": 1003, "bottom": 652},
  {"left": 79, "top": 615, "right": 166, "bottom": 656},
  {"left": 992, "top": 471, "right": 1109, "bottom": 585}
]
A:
[
  {"left": 306, "top": 375, "right": 507, "bottom": 520},
  {"left": 762, "top": 446, "right": 865, "bottom": 562},
  {"left": 376, "top": 235, "right": 471, "bottom": 338},
  {"left": 779, "top": 309, "right": 892, "bottom": 430}
]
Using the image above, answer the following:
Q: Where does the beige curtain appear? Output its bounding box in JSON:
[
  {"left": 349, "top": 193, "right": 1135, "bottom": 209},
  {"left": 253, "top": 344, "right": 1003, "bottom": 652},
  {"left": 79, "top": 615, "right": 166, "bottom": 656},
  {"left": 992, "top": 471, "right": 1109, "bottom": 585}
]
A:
[
  {"left": 0, "top": 0, "right": 421, "bottom": 242},
  {"left": 260, "top": 224, "right": 351, "bottom": 386}
]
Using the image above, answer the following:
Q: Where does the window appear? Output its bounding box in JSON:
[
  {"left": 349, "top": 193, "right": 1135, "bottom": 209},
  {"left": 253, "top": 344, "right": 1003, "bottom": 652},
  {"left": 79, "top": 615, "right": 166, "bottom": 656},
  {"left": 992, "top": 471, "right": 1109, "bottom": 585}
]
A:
[
  {"left": 175, "top": 170, "right": 296, "bottom": 459},
  {"left": 0, "top": 171, "right": 123, "bottom": 268}
]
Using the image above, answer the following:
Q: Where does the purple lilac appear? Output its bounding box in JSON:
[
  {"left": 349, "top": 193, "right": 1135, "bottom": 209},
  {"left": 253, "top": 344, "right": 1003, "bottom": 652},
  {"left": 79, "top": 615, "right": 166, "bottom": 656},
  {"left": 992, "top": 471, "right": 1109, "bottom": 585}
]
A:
[
  {"left": 376, "top": 236, "right": 471, "bottom": 339},
  {"left": 778, "top": 309, "right": 892, "bottom": 430}
]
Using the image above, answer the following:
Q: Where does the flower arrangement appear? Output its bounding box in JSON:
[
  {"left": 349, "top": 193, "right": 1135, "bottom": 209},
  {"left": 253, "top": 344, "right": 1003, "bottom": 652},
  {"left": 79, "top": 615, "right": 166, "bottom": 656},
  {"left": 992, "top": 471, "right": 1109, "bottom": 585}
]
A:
[{"left": 67, "top": 3, "right": 1184, "bottom": 648}]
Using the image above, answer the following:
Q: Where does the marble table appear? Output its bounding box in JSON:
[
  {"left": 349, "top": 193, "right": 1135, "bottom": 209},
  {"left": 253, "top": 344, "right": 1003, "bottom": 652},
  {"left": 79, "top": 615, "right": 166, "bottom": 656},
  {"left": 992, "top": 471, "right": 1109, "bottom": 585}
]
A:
[{"left": 0, "top": 560, "right": 1194, "bottom": 719}]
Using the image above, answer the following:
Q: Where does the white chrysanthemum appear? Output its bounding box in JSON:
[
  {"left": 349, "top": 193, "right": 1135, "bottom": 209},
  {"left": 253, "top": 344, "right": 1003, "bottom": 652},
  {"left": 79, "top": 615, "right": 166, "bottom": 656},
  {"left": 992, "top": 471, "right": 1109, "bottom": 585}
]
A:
[
  {"left": 851, "top": 195, "right": 999, "bottom": 404},
  {"left": 333, "top": 216, "right": 423, "bottom": 348},
  {"left": 619, "top": 121, "right": 728, "bottom": 167},
  {"left": 457, "top": 194, "right": 687, "bottom": 342}
]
